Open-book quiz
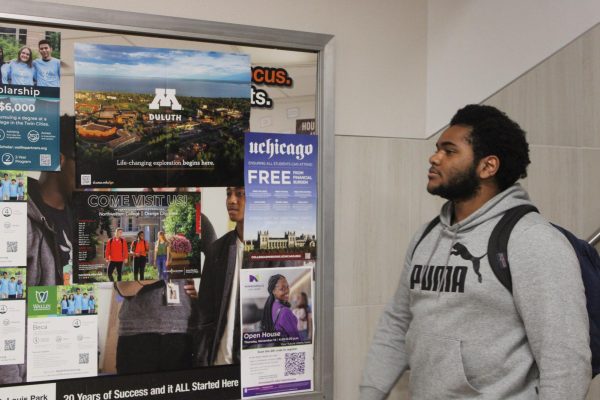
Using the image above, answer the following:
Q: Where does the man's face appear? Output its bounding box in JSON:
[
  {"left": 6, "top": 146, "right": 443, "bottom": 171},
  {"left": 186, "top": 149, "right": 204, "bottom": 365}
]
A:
[
  {"left": 39, "top": 43, "right": 52, "bottom": 60},
  {"left": 427, "top": 125, "right": 481, "bottom": 201},
  {"left": 226, "top": 187, "right": 245, "bottom": 223},
  {"left": 3, "top": 174, "right": 7, "bottom": 180},
  {"left": 115, "top": 229, "right": 122, "bottom": 239}
]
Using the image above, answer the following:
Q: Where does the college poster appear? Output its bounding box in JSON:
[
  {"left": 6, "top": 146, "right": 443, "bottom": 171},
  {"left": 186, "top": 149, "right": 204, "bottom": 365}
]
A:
[
  {"left": 240, "top": 267, "right": 314, "bottom": 397},
  {"left": 0, "top": 268, "right": 26, "bottom": 365},
  {"left": 0, "top": 25, "right": 61, "bottom": 171},
  {"left": 74, "top": 43, "right": 251, "bottom": 188},
  {"left": 0, "top": 201, "right": 26, "bottom": 266},
  {"left": 73, "top": 191, "right": 203, "bottom": 283},
  {"left": 244, "top": 132, "right": 317, "bottom": 263},
  {"left": 26, "top": 284, "right": 98, "bottom": 382}
]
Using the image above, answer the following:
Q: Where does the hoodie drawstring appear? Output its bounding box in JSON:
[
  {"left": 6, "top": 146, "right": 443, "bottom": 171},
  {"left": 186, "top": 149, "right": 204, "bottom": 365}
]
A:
[
  {"left": 437, "top": 227, "right": 459, "bottom": 296},
  {"left": 419, "top": 227, "right": 444, "bottom": 292}
]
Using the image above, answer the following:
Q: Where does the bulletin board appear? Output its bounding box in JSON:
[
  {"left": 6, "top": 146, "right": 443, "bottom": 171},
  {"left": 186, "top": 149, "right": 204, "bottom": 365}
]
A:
[{"left": 0, "top": 1, "right": 334, "bottom": 399}]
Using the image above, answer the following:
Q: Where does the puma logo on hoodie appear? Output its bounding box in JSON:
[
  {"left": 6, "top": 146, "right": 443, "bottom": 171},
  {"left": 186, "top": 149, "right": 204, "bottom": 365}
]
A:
[
  {"left": 410, "top": 264, "right": 468, "bottom": 293},
  {"left": 450, "top": 242, "right": 485, "bottom": 283}
]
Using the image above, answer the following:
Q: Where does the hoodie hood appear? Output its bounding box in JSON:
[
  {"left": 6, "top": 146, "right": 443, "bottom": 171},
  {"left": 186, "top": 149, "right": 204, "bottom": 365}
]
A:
[{"left": 438, "top": 183, "right": 533, "bottom": 232}]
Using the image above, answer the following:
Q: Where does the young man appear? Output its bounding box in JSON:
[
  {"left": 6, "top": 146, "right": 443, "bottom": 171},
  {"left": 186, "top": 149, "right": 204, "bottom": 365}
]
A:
[
  {"left": 7, "top": 276, "right": 16, "bottom": 299},
  {"left": 115, "top": 214, "right": 216, "bottom": 375},
  {"left": 196, "top": 186, "right": 245, "bottom": 366},
  {"left": 105, "top": 228, "right": 128, "bottom": 282},
  {"left": 361, "top": 105, "right": 591, "bottom": 399},
  {"left": 73, "top": 288, "right": 83, "bottom": 314},
  {"left": 81, "top": 292, "right": 89, "bottom": 314},
  {"left": 8, "top": 178, "right": 18, "bottom": 201},
  {"left": 33, "top": 39, "right": 60, "bottom": 87},
  {"left": 28, "top": 116, "right": 75, "bottom": 286}
]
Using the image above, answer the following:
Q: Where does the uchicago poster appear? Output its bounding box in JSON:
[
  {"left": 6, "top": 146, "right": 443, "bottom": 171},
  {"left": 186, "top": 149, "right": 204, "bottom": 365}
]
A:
[
  {"left": 244, "top": 132, "right": 317, "bottom": 263},
  {"left": 74, "top": 43, "right": 250, "bottom": 188}
]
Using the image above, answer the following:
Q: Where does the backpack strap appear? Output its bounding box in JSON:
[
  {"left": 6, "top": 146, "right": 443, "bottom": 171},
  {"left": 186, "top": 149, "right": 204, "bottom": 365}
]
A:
[
  {"left": 411, "top": 216, "right": 441, "bottom": 259},
  {"left": 488, "top": 204, "right": 538, "bottom": 293}
]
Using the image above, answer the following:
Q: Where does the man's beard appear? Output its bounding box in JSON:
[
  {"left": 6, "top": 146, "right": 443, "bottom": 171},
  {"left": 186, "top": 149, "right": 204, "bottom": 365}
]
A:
[{"left": 428, "top": 163, "right": 481, "bottom": 201}]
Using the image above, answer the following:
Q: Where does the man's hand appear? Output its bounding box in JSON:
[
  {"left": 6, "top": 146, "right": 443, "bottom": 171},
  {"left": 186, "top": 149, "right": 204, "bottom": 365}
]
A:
[{"left": 184, "top": 280, "right": 197, "bottom": 299}]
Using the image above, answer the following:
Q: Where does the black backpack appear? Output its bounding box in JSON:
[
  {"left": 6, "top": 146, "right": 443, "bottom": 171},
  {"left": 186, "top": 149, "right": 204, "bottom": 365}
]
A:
[{"left": 416, "top": 204, "right": 600, "bottom": 377}]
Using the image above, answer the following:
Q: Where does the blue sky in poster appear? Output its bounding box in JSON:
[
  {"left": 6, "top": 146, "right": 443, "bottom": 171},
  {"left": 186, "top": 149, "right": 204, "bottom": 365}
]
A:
[
  {"left": 74, "top": 43, "right": 250, "bottom": 97},
  {"left": 244, "top": 132, "right": 317, "bottom": 239}
]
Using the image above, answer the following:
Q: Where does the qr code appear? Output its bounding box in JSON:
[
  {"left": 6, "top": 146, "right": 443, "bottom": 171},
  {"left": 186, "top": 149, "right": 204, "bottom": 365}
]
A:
[
  {"left": 284, "top": 352, "right": 305, "bottom": 376},
  {"left": 4, "top": 339, "right": 15, "bottom": 351},
  {"left": 81, "top": 174, "right": 91, "bottom": 186},
  {"left": 40, "top": 154, "right": 51, "bottom": 167},
  {"left": 6, "top": 241, "right": 17, "bottom": 253},
  {"left": 79, "top": 353, "right": 89, "bottom": 364}
]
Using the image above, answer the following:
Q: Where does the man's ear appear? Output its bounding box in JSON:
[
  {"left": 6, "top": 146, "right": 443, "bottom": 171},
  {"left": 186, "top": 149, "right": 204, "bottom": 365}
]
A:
[
  {"left": 60, "top": 153, "right": 65, "bottom": 170},
  {"left": 478, "top": 155, "right": 500, "bottom": 180}
]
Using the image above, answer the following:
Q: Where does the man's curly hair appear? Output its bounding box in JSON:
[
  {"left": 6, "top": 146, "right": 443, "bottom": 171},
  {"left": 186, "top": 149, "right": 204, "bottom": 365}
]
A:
[{"left": 450, "top": 104, "right": 530, "bottom": 191}]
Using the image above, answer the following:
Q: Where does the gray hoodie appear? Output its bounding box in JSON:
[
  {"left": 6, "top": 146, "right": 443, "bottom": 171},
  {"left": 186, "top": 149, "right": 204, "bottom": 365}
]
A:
[{"left": 360, "top": 185, "right": 591, "bottom": 400}]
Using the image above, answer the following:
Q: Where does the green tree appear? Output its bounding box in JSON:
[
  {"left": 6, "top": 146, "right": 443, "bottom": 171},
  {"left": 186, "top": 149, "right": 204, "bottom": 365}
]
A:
[{"left": 0, "top": 37, "right": 21, "bottom": 61}]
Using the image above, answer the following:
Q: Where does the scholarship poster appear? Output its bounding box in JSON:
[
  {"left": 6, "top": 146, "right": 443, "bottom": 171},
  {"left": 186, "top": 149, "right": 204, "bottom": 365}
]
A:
[
  {"left": 0, "top": 201, "right": 26, "bottom": 266},
  {"left": 0, "top": 267, "right": 27, "bottom": 365},
  {"left": 74, "top": 43, "right": 251, "bottom": 188},
  {"left": 244, "top": 132, "right": 317, "bottom": 263},
  {"left": 240, "top": 267, "right": 314, "bottom": 397},
  {"left": 0, "top": 25, "right": 61, "bottom": 171},
  {"left": 73, "top": 191, "right": 203, "bottom": 283},
  {"left": 26, "top": 285, "right": 98, "bottom": 382}
]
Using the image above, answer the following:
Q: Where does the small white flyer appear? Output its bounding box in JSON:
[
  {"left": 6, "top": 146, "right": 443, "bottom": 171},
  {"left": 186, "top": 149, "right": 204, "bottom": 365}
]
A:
[
  {"left": 0, "top": 299, "right": 25, "bottom": 365},
  {"left": 0, "top": 202, "right": 27, "bottom": 266},
  {"left": 26, "top": 285, "right": 98, "bottom": 381}
]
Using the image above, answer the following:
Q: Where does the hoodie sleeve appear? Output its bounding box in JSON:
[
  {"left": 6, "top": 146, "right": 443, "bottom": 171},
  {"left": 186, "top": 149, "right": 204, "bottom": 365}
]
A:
[
  {"left": 509, "top": 220, "right": 591, "bottom": 400},
  {"left": 359, "top": 232, "right": 422, "bottom": 400}
]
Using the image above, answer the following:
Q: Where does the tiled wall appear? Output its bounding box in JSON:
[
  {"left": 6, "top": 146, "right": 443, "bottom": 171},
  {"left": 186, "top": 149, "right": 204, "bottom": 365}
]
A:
[{"left": 334, "top": 22, "right": 600, "bottom": 400}]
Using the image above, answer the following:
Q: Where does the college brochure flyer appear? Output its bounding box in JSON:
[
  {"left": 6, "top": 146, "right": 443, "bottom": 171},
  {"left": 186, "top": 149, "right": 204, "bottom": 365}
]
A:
[
  {"left": 243, "top": 132, "right": 317, "bottom": 263},
  {"left": 0, "top": 201, "right": 26, "bottom": 266},
  {"left": 73, "top": 191, "right": 203, "bottom": 283},
  {"left": 0, "top": 25, "right": 61, "bottom": 171},
  {"left": 74, "top": 43, "right": 250, "bottom": 188},
  {"left": 27, "top": 285, "right": 98, "bottom": 381},
  {"left": 240, "top": 267, "right": 314, "bottom": 397},
  {"left": 0, "top": 267, "right": 26, "bottom": 365}
]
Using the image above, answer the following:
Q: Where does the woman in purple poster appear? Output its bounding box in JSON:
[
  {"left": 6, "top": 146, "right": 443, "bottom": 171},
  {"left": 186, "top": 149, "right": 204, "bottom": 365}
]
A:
[{"left": 261, "top": 274, "right": 300, "bottom": 339}]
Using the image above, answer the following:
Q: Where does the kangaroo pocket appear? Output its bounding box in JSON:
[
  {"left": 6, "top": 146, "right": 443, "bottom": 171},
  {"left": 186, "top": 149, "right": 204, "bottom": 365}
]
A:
[{"left": 407, "top": 332, "right": 482, "bottom": 399}]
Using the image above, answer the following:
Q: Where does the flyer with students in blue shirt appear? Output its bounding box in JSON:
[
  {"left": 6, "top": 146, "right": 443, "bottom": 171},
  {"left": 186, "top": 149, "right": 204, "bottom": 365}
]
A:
[{"left": 0, "top": 24, "right": 61, "bottom": 171}]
